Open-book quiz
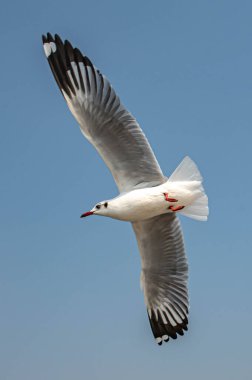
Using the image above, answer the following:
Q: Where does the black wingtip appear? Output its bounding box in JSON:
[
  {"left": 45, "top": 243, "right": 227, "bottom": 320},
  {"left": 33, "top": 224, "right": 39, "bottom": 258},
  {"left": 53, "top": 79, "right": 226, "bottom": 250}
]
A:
[
  {"left": 42, "top": 33, "right": 63, "bottom": 45},
  {"left": 42, "top": 33, "right": 100, "bottom": 100},
  {"left": 64, "top": 40, "right": 75, "bottom": 61},
  {"left": 148, "top": 309, "right": 188, "bottom": 344},
  {"left": 74, "top": 47, "right": 84, "bottom": 62},
  {"left": 47, "top": 32, "right": 54, "bottom": 42},
  {"left": 83, "top": 55, "right": 93, "bottom": 67},
  {"left": 64, "top": 39, "right": 73, "bottom": 50},
  {"left": 55, "top": 34, "right": 64, "bottom": 46}
]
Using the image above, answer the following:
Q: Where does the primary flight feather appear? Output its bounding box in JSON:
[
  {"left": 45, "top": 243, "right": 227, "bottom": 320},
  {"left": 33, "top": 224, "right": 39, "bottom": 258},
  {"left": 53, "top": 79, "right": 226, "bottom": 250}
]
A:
[{"left": 42, "top": 33, "right": 208, "bottom": 345}]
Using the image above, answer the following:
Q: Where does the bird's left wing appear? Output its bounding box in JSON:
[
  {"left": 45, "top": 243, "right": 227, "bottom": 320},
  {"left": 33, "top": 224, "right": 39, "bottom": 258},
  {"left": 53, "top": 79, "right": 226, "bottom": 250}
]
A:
[
  {"left": 42, "top": 33, "right": 165, "bottom": 193},
  {"left": 132, "top": 213, "right": 189, "bottom": 345}
]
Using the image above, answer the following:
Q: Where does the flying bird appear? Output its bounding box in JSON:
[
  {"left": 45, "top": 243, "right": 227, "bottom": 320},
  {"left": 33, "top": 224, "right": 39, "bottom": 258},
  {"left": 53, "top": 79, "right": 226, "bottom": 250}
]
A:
[{"left": 42, "top": 33, "right": 208, "bottom": 345}]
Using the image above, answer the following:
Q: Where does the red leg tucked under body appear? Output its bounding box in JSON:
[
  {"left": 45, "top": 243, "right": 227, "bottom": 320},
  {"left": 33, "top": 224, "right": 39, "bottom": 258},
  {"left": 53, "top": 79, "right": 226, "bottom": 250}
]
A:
[
  {"left": 163, "top": 193, "right": 178, "bottom": 203},
  {"left": 169, "top": 205, "right": 185, "bottom": 212},
  {"left": 163, "top": 193, "right": 185, "bottom": 211}
]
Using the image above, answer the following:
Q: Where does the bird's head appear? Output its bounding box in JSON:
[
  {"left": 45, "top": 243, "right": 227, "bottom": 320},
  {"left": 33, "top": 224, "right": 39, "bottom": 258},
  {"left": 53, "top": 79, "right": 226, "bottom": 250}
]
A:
[{"left": 80, "top": 201, "right": 110, "bottom": 218}]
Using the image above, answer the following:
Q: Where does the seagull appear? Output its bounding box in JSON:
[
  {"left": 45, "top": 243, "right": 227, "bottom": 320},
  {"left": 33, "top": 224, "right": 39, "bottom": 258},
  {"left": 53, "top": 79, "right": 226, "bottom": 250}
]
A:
[{"left": 42, "top": 33, "right": 208, "bottom": 345}]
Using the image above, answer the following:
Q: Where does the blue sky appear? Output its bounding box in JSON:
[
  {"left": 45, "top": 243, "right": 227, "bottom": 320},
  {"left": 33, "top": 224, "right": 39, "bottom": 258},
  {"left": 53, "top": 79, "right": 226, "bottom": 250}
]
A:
[{"left": 1, "top": 0, "right": 252, "bottom": 379}]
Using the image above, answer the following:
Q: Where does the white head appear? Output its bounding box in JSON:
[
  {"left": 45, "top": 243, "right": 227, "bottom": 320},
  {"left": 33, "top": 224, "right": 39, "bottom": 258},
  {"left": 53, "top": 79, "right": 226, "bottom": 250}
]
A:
[{"left": 80, "top": 200, "right": 111, "bottom": 218}]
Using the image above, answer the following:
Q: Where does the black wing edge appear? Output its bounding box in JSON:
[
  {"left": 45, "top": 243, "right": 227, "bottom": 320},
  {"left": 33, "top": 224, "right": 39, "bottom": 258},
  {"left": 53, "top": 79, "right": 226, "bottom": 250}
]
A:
[
  {"left": 42, "top": 32, "right": 96, "bottom": 99},
  {"left": 148, "top": 309, "right": 188, "bottom": 346}
]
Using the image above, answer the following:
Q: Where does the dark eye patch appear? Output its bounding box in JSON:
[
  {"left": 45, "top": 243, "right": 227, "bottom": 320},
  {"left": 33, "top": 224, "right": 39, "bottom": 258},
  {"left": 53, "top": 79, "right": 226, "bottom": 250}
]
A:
[
  {"left": 96, "top": 204, "right": 101, "bottom": 209},
  {"left": 104, "top": 202, "right": 108, "bottom": 208}
]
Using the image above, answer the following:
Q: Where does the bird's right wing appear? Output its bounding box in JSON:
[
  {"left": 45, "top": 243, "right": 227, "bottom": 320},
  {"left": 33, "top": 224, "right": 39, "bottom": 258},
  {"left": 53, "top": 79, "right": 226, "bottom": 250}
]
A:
[
  {"left": 42, "top": 33, "right": 165, "bottom": 193},
  {"left": 132, "top": 213, "right": 189, "bottom": 345}
]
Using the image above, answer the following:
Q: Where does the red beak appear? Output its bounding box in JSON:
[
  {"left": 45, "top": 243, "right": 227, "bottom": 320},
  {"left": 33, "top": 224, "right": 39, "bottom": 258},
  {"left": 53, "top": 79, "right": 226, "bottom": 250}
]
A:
[{"left": 80, "top": 211, "right": 94, "bottom": 218}]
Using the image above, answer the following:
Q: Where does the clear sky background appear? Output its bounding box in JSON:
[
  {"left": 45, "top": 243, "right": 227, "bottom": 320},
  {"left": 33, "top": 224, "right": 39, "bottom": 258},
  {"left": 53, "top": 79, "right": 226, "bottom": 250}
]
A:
[{"left": 1, "top": 0, "right": 251, "bottom": 379}]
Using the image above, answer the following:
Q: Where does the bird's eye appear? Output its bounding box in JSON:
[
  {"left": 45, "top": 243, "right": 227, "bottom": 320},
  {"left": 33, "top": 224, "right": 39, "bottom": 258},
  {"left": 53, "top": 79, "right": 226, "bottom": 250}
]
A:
[
  {"left": 96, "top": 204, "right": 101, "bottom": 209},
  {"left": 104, "top": 202, "right": 108, "bottom": 208}
]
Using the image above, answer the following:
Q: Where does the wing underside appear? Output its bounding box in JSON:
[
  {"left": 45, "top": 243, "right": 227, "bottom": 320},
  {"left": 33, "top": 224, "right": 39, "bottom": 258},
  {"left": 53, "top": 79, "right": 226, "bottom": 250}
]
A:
[
  {"left": 132, "top": 213, "right": 189, "bottom": 345},
  {"left": 42, "top": 33, "right": 165, "bottom": 193}
]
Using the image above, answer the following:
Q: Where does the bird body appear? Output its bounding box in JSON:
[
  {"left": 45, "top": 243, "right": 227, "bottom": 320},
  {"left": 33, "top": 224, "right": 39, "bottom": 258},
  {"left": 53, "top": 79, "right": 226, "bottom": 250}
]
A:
[
  {"left": 88, "top": 171, "right": 205, "bottom": 222},
  {"left": 42, "top": 33, "right": 208, "bottom": 345}
]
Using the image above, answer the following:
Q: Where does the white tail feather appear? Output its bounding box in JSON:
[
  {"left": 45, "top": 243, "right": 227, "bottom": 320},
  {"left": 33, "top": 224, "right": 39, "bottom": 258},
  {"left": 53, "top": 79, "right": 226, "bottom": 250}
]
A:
[
  {"left": 169, "top": 156, "right": 203, "bottom": 183},
  {"left": 169, "top": 156, "right": 209, "bottom": 221},
  {"left": 180, "top": 194, "right": 208, "bottom": 221}
]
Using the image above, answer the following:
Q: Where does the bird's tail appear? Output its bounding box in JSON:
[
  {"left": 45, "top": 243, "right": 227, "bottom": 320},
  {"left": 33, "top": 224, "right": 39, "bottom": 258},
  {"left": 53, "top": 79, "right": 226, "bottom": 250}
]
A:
[{"left": 168, "top": 156, "right": 209, "bottom": 221}]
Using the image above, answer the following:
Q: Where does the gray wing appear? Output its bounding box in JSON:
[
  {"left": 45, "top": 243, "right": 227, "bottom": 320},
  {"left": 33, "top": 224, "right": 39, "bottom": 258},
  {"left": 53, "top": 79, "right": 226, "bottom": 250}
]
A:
[
  {"left": 132, "top": 213, "right": 189, "bottom": 345},
  {"left": 42, "top": 33, "right": 165, "bottom": 193}
]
